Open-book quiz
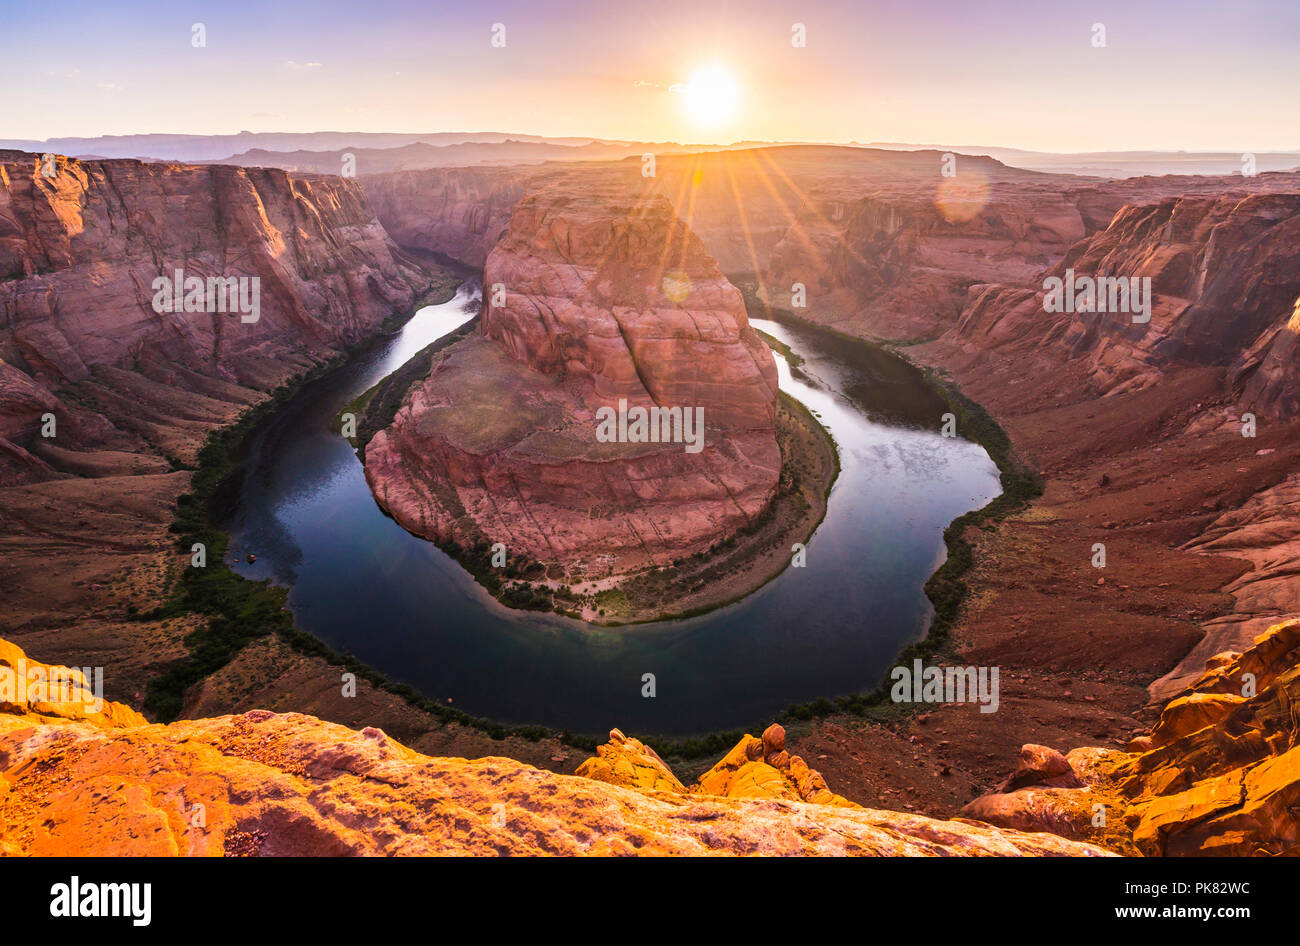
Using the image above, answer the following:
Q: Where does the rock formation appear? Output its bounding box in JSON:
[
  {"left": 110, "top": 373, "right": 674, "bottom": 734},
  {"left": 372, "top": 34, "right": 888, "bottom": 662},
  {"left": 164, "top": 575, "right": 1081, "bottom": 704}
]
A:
[
  {"left": 952, "top": 192, "right": 1300, "bottom": 417},
  {"left": 363, "top": 165, "right": 545, "bottom": 268},
  {"left": 0, "top": 150, "right": 434, "bottom": 703},
  {"left": 0, "top": 150, "right": 428, "bottom": 483},
  {"left": 964, "top": 619, "right": 1300, "bottom": 856},
  {"left": 0, "top": 635, "right": 1109, "bottom": 856},
  {"left": 1163, "top": 472, "right": 1300, "bottom": 698},
  {"left": 577, "top": 723, "right": 857, "bottom": 807},
  {"left": 363, "top": 181, "right": 780, "bottom": 573}
]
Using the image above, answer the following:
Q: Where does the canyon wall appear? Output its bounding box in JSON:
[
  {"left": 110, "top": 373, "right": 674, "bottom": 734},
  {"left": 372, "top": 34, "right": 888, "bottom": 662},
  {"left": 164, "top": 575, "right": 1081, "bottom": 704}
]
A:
[
  {"left": 363, "top": 165, "right": 546, "bottom": 267},
  {"left": 363, "top": 181, "right": 781, "bottom": 572},
  {"left": 0, "top": 151, "right": 429, "bottom": 482},
  {"left": 951, "top": 192, "right": 1300, "bottom": 417},
  {"left": 0, "top": 150, "right": 433, "bottom": 703}
]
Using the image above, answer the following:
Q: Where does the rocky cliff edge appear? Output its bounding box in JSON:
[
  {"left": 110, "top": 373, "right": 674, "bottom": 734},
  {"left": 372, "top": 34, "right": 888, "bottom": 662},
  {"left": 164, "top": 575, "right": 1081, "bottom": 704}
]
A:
[{"left": 0, "top": 636, "right": 1107, "bottom": 856}]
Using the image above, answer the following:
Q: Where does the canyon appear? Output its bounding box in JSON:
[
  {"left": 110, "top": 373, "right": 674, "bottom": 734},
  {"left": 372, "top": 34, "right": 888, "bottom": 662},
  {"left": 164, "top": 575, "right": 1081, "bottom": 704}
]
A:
[{"left": 2, "top": 143, "right": 1299, "bottom": 856}]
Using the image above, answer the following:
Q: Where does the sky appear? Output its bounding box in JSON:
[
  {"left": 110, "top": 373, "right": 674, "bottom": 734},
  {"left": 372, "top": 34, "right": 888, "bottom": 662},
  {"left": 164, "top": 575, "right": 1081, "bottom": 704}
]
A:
[{"left": 3, "top": 0, "right": 1299, "bottom": 152}]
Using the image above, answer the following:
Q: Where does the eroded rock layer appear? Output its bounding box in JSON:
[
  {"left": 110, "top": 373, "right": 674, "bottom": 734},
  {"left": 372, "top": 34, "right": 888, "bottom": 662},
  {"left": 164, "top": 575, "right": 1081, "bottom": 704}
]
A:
[
  {"left": 964, "top": 619, "right": 1300, "bottom": 856},
  {"left": 0, "top": 636, "right": 1108, "bottom": 856},
  {"left": 363, "top": 165, "right": 538, "bottom": 268},
  {"left": 364, "top": 182, "right": 780, "bottom": 571},
  {"left": 952, "top": 192, "right": 1300, "bottom": 417},
  {"left": 0, "top": 150, "right": 427, "bottom": 483}
]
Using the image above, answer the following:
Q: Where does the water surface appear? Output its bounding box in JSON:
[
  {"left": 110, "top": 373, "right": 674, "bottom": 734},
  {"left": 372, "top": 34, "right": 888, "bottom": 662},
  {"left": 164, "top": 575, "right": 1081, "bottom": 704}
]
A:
[{"left": 220, "top": 283, "right": 1000, "bottom": 735}]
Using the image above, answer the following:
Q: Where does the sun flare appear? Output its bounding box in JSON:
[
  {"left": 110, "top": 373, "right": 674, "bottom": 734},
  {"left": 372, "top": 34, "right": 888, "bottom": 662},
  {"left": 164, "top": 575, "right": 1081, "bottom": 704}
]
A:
[{"left": 681, "top": 64, "right": 740, "bottom": 126}]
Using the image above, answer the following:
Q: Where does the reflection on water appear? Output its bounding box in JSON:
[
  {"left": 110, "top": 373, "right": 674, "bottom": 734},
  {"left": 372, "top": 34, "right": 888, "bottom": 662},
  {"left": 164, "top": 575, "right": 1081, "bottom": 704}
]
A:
[{"left": 220, "top": 283, "right": 1000, "bottom": 735}]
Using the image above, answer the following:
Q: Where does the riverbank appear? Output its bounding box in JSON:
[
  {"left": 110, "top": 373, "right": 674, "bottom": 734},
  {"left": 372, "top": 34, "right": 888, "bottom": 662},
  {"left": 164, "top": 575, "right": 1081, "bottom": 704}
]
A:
[{"left": 776, "top": 325, "right": 1300, "bottom": 823}]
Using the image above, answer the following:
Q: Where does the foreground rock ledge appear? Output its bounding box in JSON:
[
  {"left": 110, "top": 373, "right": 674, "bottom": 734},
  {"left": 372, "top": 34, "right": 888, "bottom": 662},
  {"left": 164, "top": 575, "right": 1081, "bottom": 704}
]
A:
[
  {"left": 0, "top": 638, "right": 1106, "bottom": 856},
  {"left": 965, "top": 619, "right": 1300, "bottom": 856}
]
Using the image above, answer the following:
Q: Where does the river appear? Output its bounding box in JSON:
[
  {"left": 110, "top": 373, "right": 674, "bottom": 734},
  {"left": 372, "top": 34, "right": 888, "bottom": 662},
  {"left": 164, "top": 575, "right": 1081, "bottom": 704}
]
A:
[{"left": 219, "top": 282, "right": 1001, "bottom": 735}]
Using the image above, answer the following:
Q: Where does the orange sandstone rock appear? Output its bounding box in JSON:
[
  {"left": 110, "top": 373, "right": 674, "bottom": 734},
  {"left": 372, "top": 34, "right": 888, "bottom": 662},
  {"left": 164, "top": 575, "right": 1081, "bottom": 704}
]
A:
[
  {"left": 0, "top": 638, "right": 1109, "bottom": 857},
  {"left": 0, "top": 637, "right": 145, "bottom": 731},
  {"left": 574, "top": 728, "right": 687, "bottom": 794},
  {"left": 964, "top": 619, "right": 1300, "bottom": 856}
]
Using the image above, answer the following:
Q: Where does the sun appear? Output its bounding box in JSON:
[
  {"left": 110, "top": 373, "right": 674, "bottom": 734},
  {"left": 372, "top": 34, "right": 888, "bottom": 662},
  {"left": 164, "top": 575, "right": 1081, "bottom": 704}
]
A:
[{"left": 681, "top": 64, "right": 740, "bottom": 126}]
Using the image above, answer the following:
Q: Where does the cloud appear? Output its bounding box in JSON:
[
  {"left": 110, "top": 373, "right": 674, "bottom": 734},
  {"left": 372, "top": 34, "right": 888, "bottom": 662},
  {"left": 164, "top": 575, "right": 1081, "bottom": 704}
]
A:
[
  {"left": 634, "top": 79, "right": 680, "bottom": 92},
  {"left": 283, "top": 60, "right": 323, "bottom": 71}
]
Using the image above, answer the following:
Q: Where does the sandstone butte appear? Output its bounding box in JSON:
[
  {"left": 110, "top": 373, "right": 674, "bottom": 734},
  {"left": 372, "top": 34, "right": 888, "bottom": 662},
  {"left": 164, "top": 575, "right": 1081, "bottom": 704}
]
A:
[
  {"left": 0, "top": 635, "right": 1107, "bottom": 856},
  {"left": 362, "top": 181, "right": 781, "bottom": 573}
]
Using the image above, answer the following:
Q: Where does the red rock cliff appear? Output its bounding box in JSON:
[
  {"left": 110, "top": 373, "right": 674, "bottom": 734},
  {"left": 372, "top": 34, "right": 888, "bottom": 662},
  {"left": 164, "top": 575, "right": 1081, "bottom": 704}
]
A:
[
  {"left": 363, "top": 165, "right": 542, "bottom": 267},
  {"left": 0, "top": 150, "right": 428, "bottom": 481},
  {"left": 951, "top": 190, "right": 1300, "bottom": 418}
]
